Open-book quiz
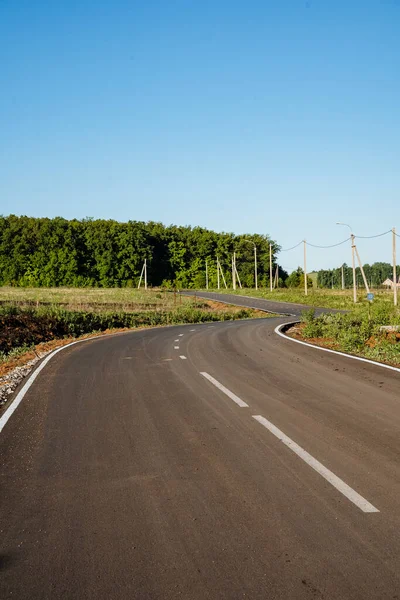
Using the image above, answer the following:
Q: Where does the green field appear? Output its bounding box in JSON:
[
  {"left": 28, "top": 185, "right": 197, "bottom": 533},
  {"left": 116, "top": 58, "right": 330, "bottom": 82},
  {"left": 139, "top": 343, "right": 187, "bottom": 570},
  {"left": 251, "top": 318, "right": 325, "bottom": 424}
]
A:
[
  {"left": 0, "top": 286, "right": 190, "bottom": 312},
  {"left": 207, "top": 287, "right": 397, "bottom": 311}
]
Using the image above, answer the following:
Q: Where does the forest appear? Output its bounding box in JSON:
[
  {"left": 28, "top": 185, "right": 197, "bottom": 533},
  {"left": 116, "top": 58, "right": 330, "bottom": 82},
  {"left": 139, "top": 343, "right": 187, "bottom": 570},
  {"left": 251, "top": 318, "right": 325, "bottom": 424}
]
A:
[
  {"left": 0, "top": 215, "right": 280, "bottom": 288},
  {"left": 1, "top": 216, "right": 396, "bottom": 290}
]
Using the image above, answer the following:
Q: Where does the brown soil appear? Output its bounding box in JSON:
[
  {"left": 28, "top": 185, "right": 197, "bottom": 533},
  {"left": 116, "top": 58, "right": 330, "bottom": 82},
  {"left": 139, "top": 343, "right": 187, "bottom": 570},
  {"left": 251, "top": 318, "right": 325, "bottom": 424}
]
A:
[
  {"left": 287, "top": 323, "right": 340, "bottom": 350},
  {"left": 202, "top": 299, "right": 267, "bottom": 317},
  {"left": 0, "top": 328, "right": 132, "bottom": 379}
]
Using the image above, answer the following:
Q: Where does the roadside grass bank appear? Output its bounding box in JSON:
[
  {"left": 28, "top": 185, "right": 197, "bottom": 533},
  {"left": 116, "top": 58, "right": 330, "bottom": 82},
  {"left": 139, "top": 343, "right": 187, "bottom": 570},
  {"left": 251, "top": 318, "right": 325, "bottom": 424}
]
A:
[
  {"left": 287, "top": 304, "right": 400, "bottom": 367},
  {"left": 0, "top": 300, "right": 268, "bottom": 359},
  {"left": 204, "top": 287, "right": 396, "bottom": 311}
]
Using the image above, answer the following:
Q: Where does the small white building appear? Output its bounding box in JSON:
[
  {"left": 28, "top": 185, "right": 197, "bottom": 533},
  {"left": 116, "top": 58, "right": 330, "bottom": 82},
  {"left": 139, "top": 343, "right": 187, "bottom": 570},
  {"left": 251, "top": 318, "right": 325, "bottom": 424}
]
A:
[{"left": 382, "top": 278, "right": 400, "bottom": 288}]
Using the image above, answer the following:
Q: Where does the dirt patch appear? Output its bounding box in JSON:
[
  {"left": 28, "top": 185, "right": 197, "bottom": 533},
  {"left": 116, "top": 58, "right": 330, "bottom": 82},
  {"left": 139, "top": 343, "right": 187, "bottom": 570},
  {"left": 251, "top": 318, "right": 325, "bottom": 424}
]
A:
[
  {"left": 201, "top": 299, "right": 268, "bottom": 317},
  {"left": 287, "top": 322, "right": 340, "bottom": 350}
]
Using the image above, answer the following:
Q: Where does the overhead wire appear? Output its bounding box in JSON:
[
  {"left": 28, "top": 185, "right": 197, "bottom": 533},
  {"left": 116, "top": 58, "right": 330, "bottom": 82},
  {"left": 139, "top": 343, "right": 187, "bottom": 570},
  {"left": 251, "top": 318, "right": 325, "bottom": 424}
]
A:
[
  {"left": 355, "top": 230, "right": 392, "bottom": 239},
  {"left": 278, "top": 229, "right": 395, "bottom": 252},
  {"left": 307, "top": 237, "right": 351, "bottom": 249},
  {"left": 280, "top": 240, "right": 303, "bottom": 252}
]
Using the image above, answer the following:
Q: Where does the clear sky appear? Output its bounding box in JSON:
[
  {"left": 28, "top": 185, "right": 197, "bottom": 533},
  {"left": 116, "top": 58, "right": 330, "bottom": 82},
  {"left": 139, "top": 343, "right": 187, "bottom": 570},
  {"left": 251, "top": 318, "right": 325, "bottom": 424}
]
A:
[{"left": 1, "top": 0, "right": 399, "bottom": 274}]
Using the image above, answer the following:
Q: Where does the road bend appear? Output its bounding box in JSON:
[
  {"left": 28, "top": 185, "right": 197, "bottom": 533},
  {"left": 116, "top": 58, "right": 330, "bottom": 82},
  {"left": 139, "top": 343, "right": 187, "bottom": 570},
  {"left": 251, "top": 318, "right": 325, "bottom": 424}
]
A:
[{"left": 1, "top": 297, "right": 400, "bottom": 599}]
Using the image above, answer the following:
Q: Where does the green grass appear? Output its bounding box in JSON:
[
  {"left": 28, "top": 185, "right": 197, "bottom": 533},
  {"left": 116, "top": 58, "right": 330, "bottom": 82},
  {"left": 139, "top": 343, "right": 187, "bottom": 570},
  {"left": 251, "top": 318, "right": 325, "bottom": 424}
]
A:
[
  {"left": 0, "top": 286, "right": 193, "bottom": 312},
  {"left": 299, "top": 304, "right": 400, "bottom": 366},
  {"left": 0, "top": 288, "right": 270, "bottom": 358},
  {"left": 205, "top": 287, "right": 397, "bottom": 311}
]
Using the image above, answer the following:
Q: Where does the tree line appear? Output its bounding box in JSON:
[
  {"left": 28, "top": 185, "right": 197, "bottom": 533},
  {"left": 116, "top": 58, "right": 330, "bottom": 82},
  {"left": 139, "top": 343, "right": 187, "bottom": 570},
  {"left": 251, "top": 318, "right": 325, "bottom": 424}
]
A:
[
  {"left": 316, "top": 262, "right": 398, "bottom": 289},
  {"left": 0, "top": 215, "right": 281, "bottom": 288}
]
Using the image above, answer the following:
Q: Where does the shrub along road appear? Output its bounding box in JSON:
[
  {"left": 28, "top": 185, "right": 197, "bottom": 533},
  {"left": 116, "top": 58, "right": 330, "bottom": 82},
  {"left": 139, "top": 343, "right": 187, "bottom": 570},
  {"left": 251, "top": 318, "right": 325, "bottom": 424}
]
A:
[{"left": 1, "top": 296, "right": 400, "bottom": 599}]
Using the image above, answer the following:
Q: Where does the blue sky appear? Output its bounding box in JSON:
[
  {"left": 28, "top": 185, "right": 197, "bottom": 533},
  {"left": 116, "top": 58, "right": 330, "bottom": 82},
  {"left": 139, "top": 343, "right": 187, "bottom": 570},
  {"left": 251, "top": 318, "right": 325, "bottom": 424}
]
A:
[{"left": 1, "top": 0, "right": 399, "bottom": 273}]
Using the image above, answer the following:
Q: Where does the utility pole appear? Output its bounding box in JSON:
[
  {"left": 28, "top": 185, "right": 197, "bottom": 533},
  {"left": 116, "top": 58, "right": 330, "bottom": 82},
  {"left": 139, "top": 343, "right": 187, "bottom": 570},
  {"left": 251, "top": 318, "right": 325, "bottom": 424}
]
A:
[
  {"left": 354, "top": 245, "right": 370, "bottom": 294},
  {"left": 269, "top": 244, "right": 273, "bottom": 292},
  {"left": 206, "top": 259, "right": 209, "bottom": 290},
  {"left": 341, "top": 265, "right": 345, "bottom": 290},
  {"left": 274, "top": 265, "right": 279, "bottom": 289},
  {"left": 218, "top": 259, "right": 228, "bottom": 289},
  {"left": 138, "top": 263, "right": 144, "bottom": 289},
  {"left": 232, "top": 252, "right": 237, "bottom": 290},
  {"left": 351, "top": 234, "right": 357, "bottom": 303},
  {"left": 217, "top": 258, "right": 220, "bottom": 290},
  {"left": 303, "top": 240, "right": 308, "bottom": 296},
  {"left": 254, "top": 245, "right": 258, "bottom": 290},
  {"left": 234, "top": 261, "right": 242, "bottom": 289},
  {"left": 393, "top": 227, "right": 398, "bottom": 306},
  {"left": 336, "top": 222, "right": 356, "bottom": 302},
  {"left": 144, "top": 258, "right": 147, "bottom": 290}
]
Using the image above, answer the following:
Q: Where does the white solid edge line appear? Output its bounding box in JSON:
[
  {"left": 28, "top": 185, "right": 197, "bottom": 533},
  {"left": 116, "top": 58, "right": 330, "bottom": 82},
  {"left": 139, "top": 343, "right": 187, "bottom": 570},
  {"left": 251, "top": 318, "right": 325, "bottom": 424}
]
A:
[
  {"left": 200, "top": 372, "right": 249, "bottom": 408},
  {"left": 179, "top": 355, "right": 187, "bottom": 360},
  {"left": 252, "top": 415, "right": 379, "bottom": 513},
  {"left": 0, "top": 340, "right": 81, "bottom": 434},
  {"left": 275, "top": 321, "right": 400, "bottom": 374}
]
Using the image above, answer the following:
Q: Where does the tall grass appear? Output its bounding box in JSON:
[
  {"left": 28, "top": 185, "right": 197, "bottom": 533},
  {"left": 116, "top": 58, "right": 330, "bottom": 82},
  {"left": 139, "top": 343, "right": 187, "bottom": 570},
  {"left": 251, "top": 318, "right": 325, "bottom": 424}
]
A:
[
  {"left": 0, "top": 287, "right": 189, "bottom": 311},
  {"left": 0, "top": 304, "right": 257, "bottom": 357},
  {"left": 300, "top": 304, "right": 400, "bottom": 364}
]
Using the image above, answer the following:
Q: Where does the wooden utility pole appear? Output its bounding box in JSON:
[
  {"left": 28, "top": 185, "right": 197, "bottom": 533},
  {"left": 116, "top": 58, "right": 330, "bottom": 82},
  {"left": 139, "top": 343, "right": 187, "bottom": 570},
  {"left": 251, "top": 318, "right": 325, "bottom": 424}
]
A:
[
  {"left": 235, "top": 261, "right": 242, "bottom": 289},
  {"left": 254, "top": 245, "right": 258, "bottom": 290},
  {"left": 393, "top": 228, "right": 398, "bottom": 307},
  {"left": 351, "top": 234, "right": 357, "bottom": 303},
  {"left": 354, "top": 245, "right": 370, "bottom": 294},
  {"left": 219, "top": 260, "right": 228, "bottom": 289},
  {"left": 303, "top": 240, "right": 308, "bottom": 296},
  {"left": 137, "top": 263, "right": 144, "bottom": 289},
  {"left": 269, "top": 244, "right": 273, "bottom": 292}
]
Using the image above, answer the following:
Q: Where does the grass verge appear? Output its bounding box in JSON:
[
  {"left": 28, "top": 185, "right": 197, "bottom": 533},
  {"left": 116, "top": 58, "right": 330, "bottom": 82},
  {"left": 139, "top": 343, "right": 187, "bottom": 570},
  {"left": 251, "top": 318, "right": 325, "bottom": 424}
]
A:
[
  {"left": 0, "top": 298, "right": 270, "bottom": 365},
  {"left": 205, "top": 287, "right": 397, "bottom": 311},
  {"left": 287, "top": 304, "right": 400, "bottom": 368}
]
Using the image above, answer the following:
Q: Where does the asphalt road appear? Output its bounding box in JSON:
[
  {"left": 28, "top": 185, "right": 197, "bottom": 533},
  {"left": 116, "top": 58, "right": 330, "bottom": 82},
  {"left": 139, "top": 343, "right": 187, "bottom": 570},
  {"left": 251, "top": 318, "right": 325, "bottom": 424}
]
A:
[
  {"left": 1, "top": 297, "right": 400, "bottom": 599},
  {"left": 182, "top": 290, "right": 340, "bottom": 316}
]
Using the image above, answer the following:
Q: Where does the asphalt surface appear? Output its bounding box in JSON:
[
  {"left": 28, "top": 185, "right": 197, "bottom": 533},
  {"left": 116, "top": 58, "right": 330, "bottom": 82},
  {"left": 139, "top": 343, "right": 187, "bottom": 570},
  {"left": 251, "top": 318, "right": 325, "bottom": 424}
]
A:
[
  {"left": 182, "top": 290, "right": 341, "bottom": 317},
  {"left": 1, "top": 295, "right": 400, "bottom": 599}
]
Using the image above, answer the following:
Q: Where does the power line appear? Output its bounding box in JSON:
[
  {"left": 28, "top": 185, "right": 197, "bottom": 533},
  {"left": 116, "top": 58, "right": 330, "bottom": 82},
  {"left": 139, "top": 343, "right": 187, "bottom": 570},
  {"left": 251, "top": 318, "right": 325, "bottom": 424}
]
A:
[
  {"left": 355, "top": 230, "right": 392, "bottom": 239},
  {"left": 307, "top": 237, "right": 351, "bottom": 249},
  {"left": 279, "top": 229, "right": 394, "bottom": 253},
  {"left": 280, "top": 240, "right": 303, "bottom": 252}
]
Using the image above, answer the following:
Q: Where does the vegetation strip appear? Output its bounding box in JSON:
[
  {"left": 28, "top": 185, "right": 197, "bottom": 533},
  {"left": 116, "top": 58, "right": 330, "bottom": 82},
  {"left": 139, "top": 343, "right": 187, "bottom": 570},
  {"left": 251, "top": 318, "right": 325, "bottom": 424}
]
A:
[{"left": 283, "top": 305, "right": 400, "bottom": 369}]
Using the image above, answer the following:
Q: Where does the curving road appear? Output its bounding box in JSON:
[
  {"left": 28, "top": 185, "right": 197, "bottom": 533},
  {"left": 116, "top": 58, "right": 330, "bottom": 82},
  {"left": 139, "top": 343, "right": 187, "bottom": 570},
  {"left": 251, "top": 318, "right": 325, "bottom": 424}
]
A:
[{"left": 1, "top": 296, "right": 400, "bottom": 599}]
